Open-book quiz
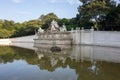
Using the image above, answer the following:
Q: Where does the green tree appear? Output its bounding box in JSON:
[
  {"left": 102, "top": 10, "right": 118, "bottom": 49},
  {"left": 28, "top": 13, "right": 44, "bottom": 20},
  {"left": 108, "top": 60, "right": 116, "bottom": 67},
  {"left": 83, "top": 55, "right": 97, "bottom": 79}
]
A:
[
  {"left": 78, "top": 0, "right": 110, "bottom": 30},
  {"left": 102, "top": 4, "right": 120, "bottom": 31},
  {"left": 14, "top": 23, "right": 23, "bottom": 30},
  {"left": 0, "top": 29, "right": 12, "bottom": 38},
  {"left": 39, "top": 13, "right": 59, "bottom": 29},
  {"left": 0, "top": 20, "right": 15, "bottom": 38},
  {"left": 2, "top": 20, "right": 15, "bottom": 30},
  {"left": 0, "top": 20, "right": 3, "bottom": 28},
  {"left": 58, "top": 18, "right": 70, "bottom": 26},
  {"left": 26, "top": 19, "right": 42, "bottom": 28},
  {"left": 39, "top": 13, "right": 58, "bottom": 24},
  {"left": 12, "top": 26, "right": 36, "bottom": 37}
]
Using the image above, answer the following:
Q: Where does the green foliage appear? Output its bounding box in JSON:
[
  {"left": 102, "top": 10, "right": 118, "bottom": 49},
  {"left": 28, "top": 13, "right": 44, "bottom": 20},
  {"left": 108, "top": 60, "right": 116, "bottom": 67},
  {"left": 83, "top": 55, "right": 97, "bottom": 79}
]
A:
[
  {"left": 67, "top": 24, "right": 78, "bottom": 31},
  {"left": 0, "top": 19, "right": 40, "bottom": 38},
  {"left": 78, "top": 0, "right": 112, "bottom": 30},
  {"left": 26, "top": 20, "right": 42, "bottom": 28},
  {"left": 2, "top": 20, "right": 15, "bottom": 30},
  {"left": 58, "top": 18, "right": 70, "bottom": 26},
  {"left": 0, "top": 20, "right": 3, "bottom": 28},
  {"left": 0, "top": 46, "right": 36, "bottom": 64},
  {"left": 0, "top": 29, "right": 13, "bottom": 38},
  {"left": 12, "top": 26, "right": 37, "bottom": 37},
  {"left": 39, "top": 13, "right": 59, "bottom": 29},
  {"left": 80, "top": 22, "right": 93, "bottom": 29},
  {"left": 39, "top": 13, "right": 58, "bottom": 25},
  {"left": 100, "top": 4, "right": 120, "bottom": 31},
  {"left": 58, "top": 17, "right": 80, "bottom": 31}
]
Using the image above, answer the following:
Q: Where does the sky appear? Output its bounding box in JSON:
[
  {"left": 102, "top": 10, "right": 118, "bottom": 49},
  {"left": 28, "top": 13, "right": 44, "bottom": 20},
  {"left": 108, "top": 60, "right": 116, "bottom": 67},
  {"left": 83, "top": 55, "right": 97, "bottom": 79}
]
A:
[{"left": 0, "top": 0, "right": 119, "bottom": 23}]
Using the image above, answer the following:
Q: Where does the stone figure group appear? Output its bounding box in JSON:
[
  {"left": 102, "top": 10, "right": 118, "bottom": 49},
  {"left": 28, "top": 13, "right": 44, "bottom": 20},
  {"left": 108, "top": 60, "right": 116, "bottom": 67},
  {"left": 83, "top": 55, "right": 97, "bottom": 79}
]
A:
[{"left": 38, "top": 20, "right": 67, "bottom": 33}]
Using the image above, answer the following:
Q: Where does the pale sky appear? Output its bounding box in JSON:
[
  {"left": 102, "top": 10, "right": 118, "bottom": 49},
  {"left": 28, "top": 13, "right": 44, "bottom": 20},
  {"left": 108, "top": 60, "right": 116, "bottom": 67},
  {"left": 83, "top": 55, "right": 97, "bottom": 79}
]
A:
[{"left": 0, "top": 0, "right": 119, "bottom": 22}]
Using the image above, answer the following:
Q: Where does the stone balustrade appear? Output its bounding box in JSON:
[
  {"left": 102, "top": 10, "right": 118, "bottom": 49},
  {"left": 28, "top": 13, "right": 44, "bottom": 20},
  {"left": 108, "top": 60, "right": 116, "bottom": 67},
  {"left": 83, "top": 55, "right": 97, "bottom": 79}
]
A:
[{"left": 37, "top": 31, "right": 72, "bottom": 40}]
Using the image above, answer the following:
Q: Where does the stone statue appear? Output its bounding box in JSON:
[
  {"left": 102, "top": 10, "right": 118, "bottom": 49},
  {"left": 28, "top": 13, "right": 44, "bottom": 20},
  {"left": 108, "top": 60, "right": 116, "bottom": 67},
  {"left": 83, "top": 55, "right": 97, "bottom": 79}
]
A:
[
  {"left": 45, "top": 20, "right": 60, "bottom": 33},
  {"left": 38, "top": 27, "right": 44, "bottom": 33},
  {"left": 60, "top": 23, "right": 67, "bottom": 32},
  {"left": 62, "top": 23, "right": 67, "bottom": 31},
  {"left": 50, "top": 20, "right": 60, "bottom": 32}
]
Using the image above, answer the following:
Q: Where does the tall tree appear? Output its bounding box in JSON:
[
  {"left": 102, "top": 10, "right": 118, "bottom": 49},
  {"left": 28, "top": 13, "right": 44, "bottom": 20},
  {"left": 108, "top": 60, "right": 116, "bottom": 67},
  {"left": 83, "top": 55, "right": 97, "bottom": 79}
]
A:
[
  {"left": 0, "top": 29, "right": 12, "bottom": 38},
  {"left": 0, "top": 20, "right": 3, "bottom": 28},
  {"left": 103, "top": 4, "right": 120, "bottom": 31},
  {"left": 78, "top": 0, "right": 111, "bottom": 30},
  {"left": 2, "top": 20, "right": 15, "bottom": 30},
  {"left": 39, "top": 13, "right": 59, "bottom": 29},
  {"left": 58, "top": 18, "right": 70, "bottom": 26},
  {"left": 39, "top": 13, "right": 58, "bottom": 24},
  {"left": 26, "top": 19, "right": 42, "bottom": 28}
]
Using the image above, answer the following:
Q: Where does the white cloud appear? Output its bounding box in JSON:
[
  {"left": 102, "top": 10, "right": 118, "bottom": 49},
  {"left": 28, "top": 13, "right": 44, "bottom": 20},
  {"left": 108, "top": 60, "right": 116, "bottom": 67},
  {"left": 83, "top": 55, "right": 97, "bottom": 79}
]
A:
[
  {"left": 50, "top": 0, "right": 80, "bottom": 4},
  {"left": 12, "top": 0, "right": 24, "bottom": 3}
]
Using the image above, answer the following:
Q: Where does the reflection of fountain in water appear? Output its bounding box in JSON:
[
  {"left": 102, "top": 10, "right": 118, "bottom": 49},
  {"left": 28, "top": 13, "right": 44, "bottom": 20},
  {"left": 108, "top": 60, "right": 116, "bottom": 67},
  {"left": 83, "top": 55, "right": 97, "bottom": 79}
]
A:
[
  {"left": 50, "top": 58, "right": 58, "bottom": 67},
  {"left": 35, "top": 45, "right": 120, "bottom": 63},
  {"left": 38, "top": 54, "right": 44, "bottom": 59},
  {"left": 50, "top": 21, "right": 61, "bottom": 52},
  {"left": 88, "top": 61, "right": 100, "bottom": 75},
  {"left": 34, "top": 45, "right": 120, "bottom": 80}
]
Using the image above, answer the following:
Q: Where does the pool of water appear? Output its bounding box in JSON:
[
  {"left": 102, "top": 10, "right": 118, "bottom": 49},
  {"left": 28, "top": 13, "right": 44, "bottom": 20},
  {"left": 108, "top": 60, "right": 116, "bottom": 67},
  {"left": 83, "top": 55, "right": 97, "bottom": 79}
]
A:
[{"left": 0, "top": 45, "right": 120, "bottom": 80}]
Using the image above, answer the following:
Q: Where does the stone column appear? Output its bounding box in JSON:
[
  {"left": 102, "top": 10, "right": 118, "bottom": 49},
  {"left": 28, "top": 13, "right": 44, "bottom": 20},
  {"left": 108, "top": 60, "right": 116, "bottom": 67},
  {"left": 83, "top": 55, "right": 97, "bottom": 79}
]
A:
[
  {"left": 90, "top": 26, "right": 94, "bottom": 45},
  {"left": 75, "top": 27, "right": 81, "bottom": 44},
  {"left": 81, "top": 27, "right": 84, "bottom": 44},
  {"left": 71, "top": 28, "right": 75, "bottom": 44}
]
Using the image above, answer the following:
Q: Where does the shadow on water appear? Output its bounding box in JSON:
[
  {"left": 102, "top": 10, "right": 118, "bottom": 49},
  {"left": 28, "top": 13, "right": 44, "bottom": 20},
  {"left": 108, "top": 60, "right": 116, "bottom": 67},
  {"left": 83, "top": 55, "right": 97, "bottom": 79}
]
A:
[{"left": 0, "top": 44, "right": 120, "bottom": 80}]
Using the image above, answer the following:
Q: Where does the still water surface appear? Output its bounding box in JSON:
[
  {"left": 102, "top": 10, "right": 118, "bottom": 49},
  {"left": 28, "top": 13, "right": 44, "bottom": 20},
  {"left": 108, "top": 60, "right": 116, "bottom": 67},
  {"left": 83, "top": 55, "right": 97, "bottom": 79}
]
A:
[{"left": 0, "top": 45, "right": 120, "bottom": 80}]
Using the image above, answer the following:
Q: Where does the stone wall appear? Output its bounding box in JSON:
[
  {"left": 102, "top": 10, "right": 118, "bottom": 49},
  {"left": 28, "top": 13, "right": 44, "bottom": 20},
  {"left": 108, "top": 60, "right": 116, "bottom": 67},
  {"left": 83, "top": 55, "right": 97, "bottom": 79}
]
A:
[
  {"left": 71, "top": 29, "right": 93, "bottom": 45},
  {"left": 93, "top": 31, "right": 120, "bottom": 47},
  {"left": 10, "top": 35, "right": 35, "bottom": 43},
  {"left": 72, "top": 28, "right": 120, "bottom": 47},
  {"left": 0, "top": 35, "right": 35, "bottom": 45},
  {"left": 0, "top": 39, "right": 11, "bottom": 45}
]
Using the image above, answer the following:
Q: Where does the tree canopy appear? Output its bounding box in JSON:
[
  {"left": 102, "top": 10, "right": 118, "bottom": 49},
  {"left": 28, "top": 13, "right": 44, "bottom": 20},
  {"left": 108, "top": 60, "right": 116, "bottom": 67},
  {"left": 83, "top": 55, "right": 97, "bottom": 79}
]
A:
[
  {"left": 39, "top": 13, "right": 58, "bottom": 24},
  {"left": 39, "top": 13, "right": 59, "bottom": 30},
  {"left": 78, "top": 0, "right": 118, "bottom": 30},
  {"left": 101, "top": 4, "right": 120, "bottom": 31}
]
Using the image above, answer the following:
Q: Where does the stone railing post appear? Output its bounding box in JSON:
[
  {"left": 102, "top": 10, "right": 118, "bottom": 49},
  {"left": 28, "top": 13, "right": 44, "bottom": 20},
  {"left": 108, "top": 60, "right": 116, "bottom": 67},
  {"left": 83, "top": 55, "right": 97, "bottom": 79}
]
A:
[
  {"left": 75, "top": 27, "right": 81, "bottom": 44},
  {"left": 90, "top": 26, "right": 94, "bottom": 45},
  {"left": 81, "top": 27, "right": 84, "bottom": 44},
  {"left": 71, "top": 28, "right": 75, "bottom": 44}
]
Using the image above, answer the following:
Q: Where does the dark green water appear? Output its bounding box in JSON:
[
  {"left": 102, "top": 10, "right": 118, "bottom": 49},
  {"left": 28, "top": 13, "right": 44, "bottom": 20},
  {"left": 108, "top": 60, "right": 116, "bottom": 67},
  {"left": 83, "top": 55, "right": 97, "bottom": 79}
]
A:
[{"left": 0, "top": 45, "right": 120, "bottom": 80}]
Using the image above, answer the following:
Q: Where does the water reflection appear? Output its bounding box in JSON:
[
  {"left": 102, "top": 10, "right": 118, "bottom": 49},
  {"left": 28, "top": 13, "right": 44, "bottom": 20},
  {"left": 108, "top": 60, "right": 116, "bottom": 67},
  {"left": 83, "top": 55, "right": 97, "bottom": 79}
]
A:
[
  {"left": 35, "top": 45, "right": 120, "bottom": 80},
  {"left": 0, "top": 46, "right": 36, "bottom": 64},
  {"left": 0, "top": 45, "right": 120, "bottom": 80},
  {"left": 35, "top": 45, "right": 120, "bottom": 63}
]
